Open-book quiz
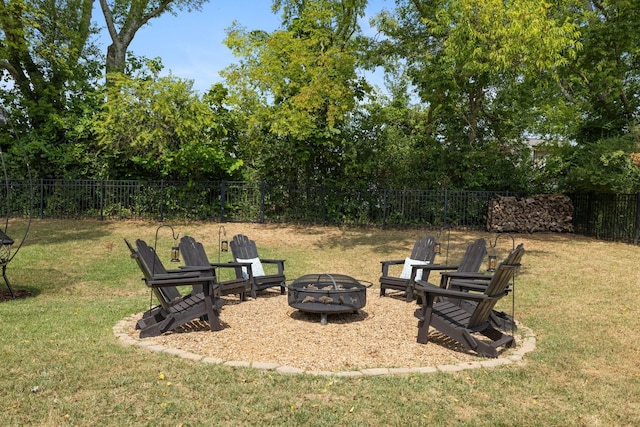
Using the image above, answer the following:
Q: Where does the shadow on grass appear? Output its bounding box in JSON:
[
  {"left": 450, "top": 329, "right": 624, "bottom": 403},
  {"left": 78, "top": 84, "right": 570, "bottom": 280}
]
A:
[
  {"left": 22, "top": 219, "right": 115, "bottom": 246},
  {"left": 0, "top": 287, "right": 39, "bottom": 302}
]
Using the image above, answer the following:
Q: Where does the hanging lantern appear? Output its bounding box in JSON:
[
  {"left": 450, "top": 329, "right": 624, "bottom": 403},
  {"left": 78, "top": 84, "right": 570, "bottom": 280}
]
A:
[
  {"left": 487, "top": 233, "right": 515, "bottom": 272},
  {"left": 0, "top": 229, "right": 14, "bottom": 264},
  {"left": 154, "top": 224, "right": 180, "bottom": 267},
  {"left": 170, "top": 245, "right": 180, "bottom": 263},
  {"left": 487, "top": 254, "right": 498, "bottom": 272}
]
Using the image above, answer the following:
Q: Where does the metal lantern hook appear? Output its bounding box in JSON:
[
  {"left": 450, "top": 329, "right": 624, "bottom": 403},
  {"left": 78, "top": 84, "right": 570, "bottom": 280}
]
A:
[
  {"left": 153, "top": 224, "right": 180, "bottom": 275},
  {"left": 435, "top": 226, "right": 451, "bottom": 264},
  {"left": 487, "top": 233, "right": 515, "bottom": 272},
  {"left": 218, "top": 225, "right": 228, "bottom": 262}
]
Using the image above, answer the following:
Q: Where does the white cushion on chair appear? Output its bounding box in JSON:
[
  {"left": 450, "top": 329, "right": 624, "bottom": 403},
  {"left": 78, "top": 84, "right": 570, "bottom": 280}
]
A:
[
  {"left": 237, "top": 257, "right": 265, "bottom": 278},
  {"left": 399, "top": 257, "right": 430, "bottom": 281}
]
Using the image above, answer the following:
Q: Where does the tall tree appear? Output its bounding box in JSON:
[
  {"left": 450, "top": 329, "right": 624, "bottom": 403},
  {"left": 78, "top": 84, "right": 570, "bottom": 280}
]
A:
[
  {"left": 222, "top": 0, "right": 369, "bottom": 185},
  {"left": 369, "top": 0, "right": 579, "bottom": 189},
  {"left": 529, "top": 1, "right": 640, "bottom": 193},
  {"left": 99, "top": 0, "right": 208, "bottom": 76},
  {"left": 556, "top": 0, "right": 640, "bottom": 142},
  {"left": 0, "top": 0, "right": 101, "bottom": 177},
  {"left": 92, "top": 63, "right": 243, "bottom": 180}
]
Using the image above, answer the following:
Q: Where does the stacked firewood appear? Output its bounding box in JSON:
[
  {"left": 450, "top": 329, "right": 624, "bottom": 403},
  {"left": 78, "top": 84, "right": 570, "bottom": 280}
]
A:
[{"left": 487, "top": 194, "right": 574, "bottom": 233}]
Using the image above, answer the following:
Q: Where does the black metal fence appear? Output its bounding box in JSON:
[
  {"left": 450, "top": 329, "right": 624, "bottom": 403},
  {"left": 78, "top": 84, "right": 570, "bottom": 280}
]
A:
[
  {"left": 568, "top": 193, "right": 640, "bottom": 244},
  {"left": 26, "top": 179, "right": 515, "bottom": 228},
  {"left": 2, "top": 179, "right": 639, "bottom": 244}
]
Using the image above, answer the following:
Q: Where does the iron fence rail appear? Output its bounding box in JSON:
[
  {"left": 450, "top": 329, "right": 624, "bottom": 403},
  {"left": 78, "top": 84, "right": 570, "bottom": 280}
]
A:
[
  {"left": 568, "top": 193, "right": 640, "bottom": 244},
  {"left": 2, "top": 179, "right": 638, "bottom": 244},
  {"left": 9, "top": 179, "right": 515, "bottom": 227}
]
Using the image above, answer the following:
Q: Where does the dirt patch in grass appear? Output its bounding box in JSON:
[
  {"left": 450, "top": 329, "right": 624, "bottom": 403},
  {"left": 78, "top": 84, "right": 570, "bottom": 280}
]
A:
[{"left": 0, "top": 288, "right": 33, "bottom": 301}]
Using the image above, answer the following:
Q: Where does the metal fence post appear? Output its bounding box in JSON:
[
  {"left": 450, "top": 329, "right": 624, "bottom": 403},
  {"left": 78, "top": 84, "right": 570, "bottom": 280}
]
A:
[
  {"left": 442, "top": 188, "right": 448, "bottom": 227},
  {"left": 220, "top": 180, "right": 226, "bottom": 223},
  {"left": 39, "top": 178, "right": 44, "bottom": 219},
  {"left": 382, "top": 188, "right": 387, "bottom": 227},
  {"left": 322, "top": 185, "right": 326, "bottom": 225},
  {"left": 635, "top": 192, "right": 640, "bottom": 245},
  {"left": 99, "top": 180, "right": 105, "bottom": 221},
  {"left": 159, "top": 179, "right": 164, "bottom": 222},
  {"left": 260, "top": 180, "right": 265, "bottom": 223}
]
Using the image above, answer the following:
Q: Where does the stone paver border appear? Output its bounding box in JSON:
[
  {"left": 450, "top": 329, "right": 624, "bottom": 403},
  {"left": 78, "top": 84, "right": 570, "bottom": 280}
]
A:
[{"left": 113, "top": 314, "right": 536, "bottom": 376}]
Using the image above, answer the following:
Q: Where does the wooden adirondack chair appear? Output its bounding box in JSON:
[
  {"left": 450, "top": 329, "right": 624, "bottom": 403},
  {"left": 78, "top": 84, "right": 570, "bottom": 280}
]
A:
[
  {"left": 229, "top": 234, "right": 286, "bottom": 298},
  {"left": 379, "top": 236, "right": 437, "bottom": 302},
  {"left": 125, "top": 239, "right": 224, "bottom": 338},
  {"left": 435, "top": 240, "right": 517, "bottom": 331},
  {"left": 128, "top": 238, "right": 199, "bottom": 298},
  {"left": 410, "top": 238, "right": 488, "bottom": 304},
  {"left": 178, "top": 236, "right": 249, "bottom": 301},
  {"left": 413, "top": 244, "right": 524, "bottom": 358},
  {"left": 432, "top": 238, "right": 488, "bottom": 288}
]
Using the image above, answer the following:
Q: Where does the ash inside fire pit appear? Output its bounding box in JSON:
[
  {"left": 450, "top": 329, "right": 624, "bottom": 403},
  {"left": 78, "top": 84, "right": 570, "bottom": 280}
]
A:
[{"left": 287, "top": 273, "right": 370, "bottom": 325}]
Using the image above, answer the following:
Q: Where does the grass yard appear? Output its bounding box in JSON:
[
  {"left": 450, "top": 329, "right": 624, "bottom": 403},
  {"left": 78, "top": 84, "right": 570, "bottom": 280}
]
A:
[{"left": 1, "top": 219, "right": 639, "bottom": 426}]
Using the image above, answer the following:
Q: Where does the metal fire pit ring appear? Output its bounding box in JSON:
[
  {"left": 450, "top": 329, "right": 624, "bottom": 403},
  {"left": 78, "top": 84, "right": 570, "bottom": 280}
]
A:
[{"left": 287, "top": 273, "right": 372, "bottom": 325}]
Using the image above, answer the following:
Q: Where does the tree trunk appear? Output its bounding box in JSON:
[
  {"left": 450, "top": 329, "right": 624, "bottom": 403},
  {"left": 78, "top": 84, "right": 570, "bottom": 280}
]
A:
[
  {"left": 99, "top": 0, "right": 181, "bottom": 80},
  {"left": 106, "top": 40, "right": 129, "bottom": 76}
]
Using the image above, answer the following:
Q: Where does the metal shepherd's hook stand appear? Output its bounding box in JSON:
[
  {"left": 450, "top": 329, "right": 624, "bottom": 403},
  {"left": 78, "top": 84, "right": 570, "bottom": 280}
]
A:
[
  {"left": 152, "top": 224, "right": 180, "bottom": 274},
  {"left": 0, "top": 105, "right": 34, "bottom": 299},
  {"left": 148, "top": 224, "right": 180, "bottom": 311},
  {"left": 218, "top": 225, "right": 228, "bottom": 263},
  {"left": 488, "top": 233, "right": 517, "bottom": 336},
  {"left": 434, "top": 226, "right": 451, "bottom": 264}
]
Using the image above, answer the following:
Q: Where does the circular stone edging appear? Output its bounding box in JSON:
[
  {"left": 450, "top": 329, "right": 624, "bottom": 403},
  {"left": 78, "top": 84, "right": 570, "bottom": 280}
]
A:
[{"left": 113, "top": 314, "right": 537, "bottom": 376}]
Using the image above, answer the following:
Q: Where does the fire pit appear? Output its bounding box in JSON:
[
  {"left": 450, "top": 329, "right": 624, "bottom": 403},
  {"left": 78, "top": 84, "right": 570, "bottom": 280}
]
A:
[{"left": 287, "top": 273, "right": 370, "bottom": 325}]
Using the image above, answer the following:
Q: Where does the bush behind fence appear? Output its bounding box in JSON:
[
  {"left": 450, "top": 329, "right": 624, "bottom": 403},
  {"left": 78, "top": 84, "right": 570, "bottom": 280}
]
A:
[{"left": 2, "top": 179, "right": 639, "bottom": 244}]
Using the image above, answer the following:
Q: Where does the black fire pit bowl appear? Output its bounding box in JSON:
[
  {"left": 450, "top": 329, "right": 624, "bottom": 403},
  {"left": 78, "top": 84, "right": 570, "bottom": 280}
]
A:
[{"left": 287, "top": 273, "right": 371, "bottom": 325}]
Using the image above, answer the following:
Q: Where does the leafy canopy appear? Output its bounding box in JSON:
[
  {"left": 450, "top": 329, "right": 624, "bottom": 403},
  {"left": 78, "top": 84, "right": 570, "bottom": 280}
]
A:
[{"left": 93, "top": 62, "right": 242, "bottom": 181}]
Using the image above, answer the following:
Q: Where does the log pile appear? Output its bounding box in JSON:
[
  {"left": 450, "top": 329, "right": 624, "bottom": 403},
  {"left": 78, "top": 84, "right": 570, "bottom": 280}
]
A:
[{"left": 487, "top": 194, "right": 574, "bottom": 233}]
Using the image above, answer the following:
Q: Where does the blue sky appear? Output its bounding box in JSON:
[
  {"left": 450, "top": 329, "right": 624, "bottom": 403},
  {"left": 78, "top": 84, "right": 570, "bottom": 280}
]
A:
[{"left": 93, "top": 1, "right": 390, "bottom": 93}]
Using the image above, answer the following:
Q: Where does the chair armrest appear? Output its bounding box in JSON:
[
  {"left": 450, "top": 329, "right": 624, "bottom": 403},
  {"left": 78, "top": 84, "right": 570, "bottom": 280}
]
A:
[
  {"left": 165, "top": 268, "right": 192, "bottom": 274},
  {"left": 414, "top": 264, "right": 458, "bottom": 282},
  {"left": 147, "top": 275, "right": 216, "bottom": 288},
  {"left": 260, "top": 258, "right": 285, "bottom": 264},
  {"left": 229, "top": 262, "right": 254, "bottom": 280},
  {"left": 421, "top": 264, "right": 459, "bottom": 271},
  {"left": 440, "top": 271, "right": 492, "bottom": 280},
  {"left": 380, "top": 259, "right": 404, "bottom": 266},
  {"left": 439, "top": 271, "right": 492, "bottom": 288},
  {"left": 149, "top": 271, "right": 200, "bottom": 280},
  {"left": 209, "top": 262, "right": 245, "bottom": 269},
  {"left": 380, "top": 259, "right": 404, "bottom": 276},
  {"left": 449, "top": 279, "right": 510, "bottom": 293},
  {"left": 414, "top": 280, "right": 493, "bottom": 302},
  {"left": 179, "top": 266, "right": 215, "bottom": 273},
  {"left": 259, "top": 259, "right": 285, "bottom": 274}
]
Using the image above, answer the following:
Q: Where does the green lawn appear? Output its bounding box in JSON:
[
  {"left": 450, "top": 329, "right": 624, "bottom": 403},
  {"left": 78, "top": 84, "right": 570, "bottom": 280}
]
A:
[{"left": 1, "top": 219, "right": 639, "bottom": 426}]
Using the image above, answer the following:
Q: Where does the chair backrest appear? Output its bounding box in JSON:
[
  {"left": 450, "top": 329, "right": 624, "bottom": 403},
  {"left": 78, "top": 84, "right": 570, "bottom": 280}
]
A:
[
  {"left": 457, "top": 238, "right": 487, "bottom": 272},
  {"left": 468, "top": 243, "right": 524, "bottom": 328},
  {"left": 178, "top": 236, "right": 212, "bottom": 295},
  {"left": 410, "top": 236, "right": 437, "bottom": 263},
  {"left": 179, "top": 236, "right": 211, "bottom": 268},
  {"left": 230, "top": 234, "right": 260, "bottom": 260},
  {"left": 135, "top": 239, "right": 169, "bottom": 276},
  {"left": 125, "top": 239, "right": 159, "bottom": 282},
  {"left": 125, "top": 238, "right": 182, "bottom": 309}
]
